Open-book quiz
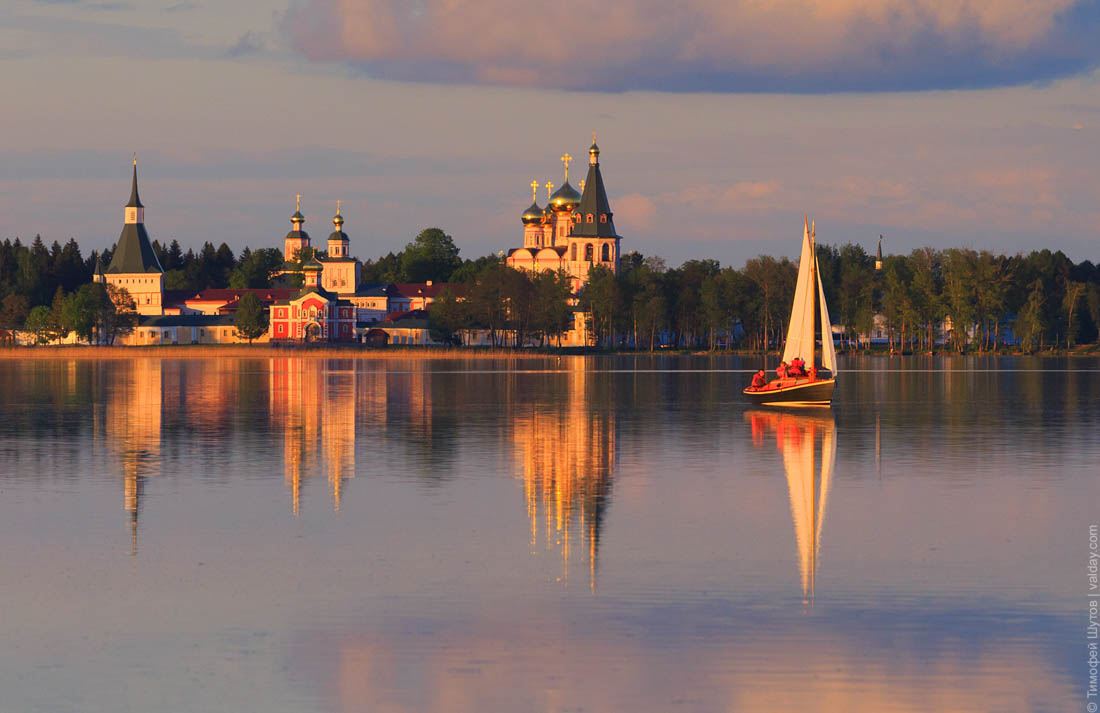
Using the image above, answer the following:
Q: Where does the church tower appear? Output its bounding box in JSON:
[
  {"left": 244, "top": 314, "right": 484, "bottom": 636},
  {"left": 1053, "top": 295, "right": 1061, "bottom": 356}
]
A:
[
  {"left": 284, "top": 195, "right": 311, "bottom": 263},
  {"left": 103, "top": 156, "right": 164, "bottom": 315},
  {"left": 569, "top": 136, "right": 622, "bottom": 273},
  {"left": 327, "top": 201, "right": 349, "bottom": 258},
  {"left": 320, "top": 201, "right": 361, "bottom": 293},
  {"left": 522, "top": 180, "right": 545, "bottom": 249},
  {"left": 547, "top": 152, "right": 581, "bottom": 246}
]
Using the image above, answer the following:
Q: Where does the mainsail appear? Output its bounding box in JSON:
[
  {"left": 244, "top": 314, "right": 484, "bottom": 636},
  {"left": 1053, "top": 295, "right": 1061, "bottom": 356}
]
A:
[
  {"left": 781, "top": 221, "right": 817, "bottom": 367},
  {"left": 781, "top": 218, "right": 839, "bottom": 376}
]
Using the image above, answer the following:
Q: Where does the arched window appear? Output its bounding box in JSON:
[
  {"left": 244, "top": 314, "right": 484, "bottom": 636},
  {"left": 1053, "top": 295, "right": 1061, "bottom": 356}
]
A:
[
  {"left": 571, "top": 244, "right": 577, "bottom": 261},
  {"left": 586, "top": 214, "right": 594, "bottom": 223},
  {"left": 601, "top": 243, "right": 610, "bottom": 262},
  {"left": 600, "top": 214, "right": 608, "bottom": 223},
  {"left": 573, "top": 213, "right": 581, "bottom": 223},
  {"left": 585, "top": 244, "right": 594, "bottom": 262}
]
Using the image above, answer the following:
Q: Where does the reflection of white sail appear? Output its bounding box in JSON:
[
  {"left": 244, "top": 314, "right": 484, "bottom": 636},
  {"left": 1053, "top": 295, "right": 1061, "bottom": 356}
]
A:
[{"left": 747, "top": 410, "right": 837, "bottom": 601}]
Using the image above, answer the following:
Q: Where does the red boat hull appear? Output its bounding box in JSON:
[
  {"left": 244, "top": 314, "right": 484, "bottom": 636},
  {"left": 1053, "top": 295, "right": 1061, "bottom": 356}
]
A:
[{"left": 742, "top": 378, "right": 835, "bottom": 406}]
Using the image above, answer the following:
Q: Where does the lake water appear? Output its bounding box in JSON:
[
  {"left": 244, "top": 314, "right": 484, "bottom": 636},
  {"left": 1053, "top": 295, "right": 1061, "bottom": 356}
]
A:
[{"left": 0, "top": 355, "right": 1096, "bottom": 713}]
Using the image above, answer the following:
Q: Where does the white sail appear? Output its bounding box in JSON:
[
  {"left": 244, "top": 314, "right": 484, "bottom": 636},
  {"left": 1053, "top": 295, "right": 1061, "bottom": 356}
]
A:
[
  {"left": 816, "top": 253, "right": 838, "bottom": 375},
  {"left": 781, "top": 222, "right": 817, "bottom": 368}
]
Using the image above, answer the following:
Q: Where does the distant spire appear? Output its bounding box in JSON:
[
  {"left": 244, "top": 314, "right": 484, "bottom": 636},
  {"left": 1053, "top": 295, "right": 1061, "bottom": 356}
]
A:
[
  {"left": 127, "top": 154, "right": 143, "bottom": 209},
  {"left": 589, "top": 132, "right": 599, "bottom": 165}
]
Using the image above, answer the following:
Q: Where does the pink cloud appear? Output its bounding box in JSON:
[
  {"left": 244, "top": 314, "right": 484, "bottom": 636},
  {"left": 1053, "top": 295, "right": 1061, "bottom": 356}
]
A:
[{"left": 285, "top": 0, "right": 1097, "bottom": 91}]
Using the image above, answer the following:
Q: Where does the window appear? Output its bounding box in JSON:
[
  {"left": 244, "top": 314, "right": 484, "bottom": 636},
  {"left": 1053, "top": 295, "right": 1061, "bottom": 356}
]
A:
[
  {"left": 586, "top": 214, "right": 594, "bottom": 223},
  {"left": 584, "top": 244, "right": 594, "bottom": 262},
  {"left": 573, "top": 213, "right": 581, "bottom": 223},
  {"left": 601, "top": 244, "right": 610, "bottom": 262},
  {"left": 571, "top": 244, "right": 577, "bottom": 261},
  {"left": 600, "top": 214, "right": 607, "bottom": 223}
]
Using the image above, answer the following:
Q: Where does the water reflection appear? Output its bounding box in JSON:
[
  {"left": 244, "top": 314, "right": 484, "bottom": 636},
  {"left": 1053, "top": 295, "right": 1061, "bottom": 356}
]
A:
[
  {"left": 0, "top": 356, "right": 1091, "bottom": 713},
  {"left": 270, "top": 358, "right": 356, "bottom": 514},
  {"left": 104, "top": 358, "right": 163, "bottom": 555},
  {"left": 510, "top": 359, "right": 615, "bottom": 590},
  {"left": 747, "top": 410, "right": 836, "bottom": 602}
]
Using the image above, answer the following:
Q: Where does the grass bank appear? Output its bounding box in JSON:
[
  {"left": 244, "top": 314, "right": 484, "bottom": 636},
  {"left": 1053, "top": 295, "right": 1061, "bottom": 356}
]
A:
[{"left": 0, "top": 345, "right": 558, "bottom": 360}]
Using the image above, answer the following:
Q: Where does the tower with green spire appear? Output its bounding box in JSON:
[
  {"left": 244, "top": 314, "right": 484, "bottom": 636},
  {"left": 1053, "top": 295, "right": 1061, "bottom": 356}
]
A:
[
  {"left": 567, "top": 135, "right": 622, "bottom": 273},
  {"left": 104, "top": 156, "right": 164, "bottom": 315}
]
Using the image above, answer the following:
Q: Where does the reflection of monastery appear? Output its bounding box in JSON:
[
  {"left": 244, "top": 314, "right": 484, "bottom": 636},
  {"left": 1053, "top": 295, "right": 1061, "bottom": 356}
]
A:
[
  {"left": 510, "top": 359, "right": 617, "bottom": 589},
  {"left": 104, "top": 358, "right": 162, "bottom": 555},
  {"left": 747, "top": 410, "right": 836, "bottom": 602},
  {"left": 269, "top": 358, "right": 359, "bottom": 514},
  {"left": 100, "top": 139, "right": 624, "bottom": 347}
]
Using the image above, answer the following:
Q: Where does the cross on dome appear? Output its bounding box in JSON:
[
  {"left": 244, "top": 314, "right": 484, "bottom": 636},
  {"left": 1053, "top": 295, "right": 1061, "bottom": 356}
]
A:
[{"left": 561, "top": 153, "right": 572, "bottom": 182}]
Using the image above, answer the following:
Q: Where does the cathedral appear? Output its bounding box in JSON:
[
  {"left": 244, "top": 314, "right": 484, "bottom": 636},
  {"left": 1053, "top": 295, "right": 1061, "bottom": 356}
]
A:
[{"left": 505, "top": 136, "right": 623, "bottom": 293}]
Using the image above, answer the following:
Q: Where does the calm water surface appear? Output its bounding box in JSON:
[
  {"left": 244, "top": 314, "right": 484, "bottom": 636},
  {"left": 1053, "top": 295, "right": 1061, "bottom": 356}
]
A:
[{"left": 0, "top": 355, "right": 1096, "bottom": 712}]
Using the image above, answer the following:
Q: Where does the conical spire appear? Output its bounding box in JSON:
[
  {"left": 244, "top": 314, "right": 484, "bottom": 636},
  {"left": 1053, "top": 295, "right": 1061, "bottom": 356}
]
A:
[
  {"left": 127, "top": 154, "right": 143, "bottom": 209},
  {"left": 574, "top": 138, "right": 616, "bottom": 238},
  {"left": 106, "top": 158, "right": 162, "bottom": 275}
]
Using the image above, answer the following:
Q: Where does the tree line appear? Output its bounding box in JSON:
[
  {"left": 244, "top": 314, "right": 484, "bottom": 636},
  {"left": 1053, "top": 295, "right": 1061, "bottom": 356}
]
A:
[
  {"left": 576, "top": 246, "right": 1100, "bottom": 352},
  {"left": 2, "top": 227, "right": 1098, "bottom": 352}
]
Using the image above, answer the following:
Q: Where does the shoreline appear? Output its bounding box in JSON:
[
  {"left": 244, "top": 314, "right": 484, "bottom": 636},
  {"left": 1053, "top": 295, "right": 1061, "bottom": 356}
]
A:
[{"left": 1, "top": 345, "right": 1097, "bottom": 360}]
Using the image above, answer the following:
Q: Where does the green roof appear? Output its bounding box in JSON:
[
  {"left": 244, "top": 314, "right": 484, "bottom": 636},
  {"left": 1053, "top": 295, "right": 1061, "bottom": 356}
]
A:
[
  {"left": 573, "top": 161, "right": 617, "bottom": 238},
  {"left": 106, "top": 224, "right": 162, "bottom": 274}
]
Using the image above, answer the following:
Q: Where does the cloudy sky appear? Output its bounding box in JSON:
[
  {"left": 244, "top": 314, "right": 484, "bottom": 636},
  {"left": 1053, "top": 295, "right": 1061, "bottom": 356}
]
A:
[{"left": 2, "top": 0, "right": 1098, "bottom": 267}]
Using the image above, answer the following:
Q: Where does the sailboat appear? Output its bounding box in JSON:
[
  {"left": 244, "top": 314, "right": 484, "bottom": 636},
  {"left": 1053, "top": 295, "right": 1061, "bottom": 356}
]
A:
[{"left": 743, "top": 217, "right": 838, "bottom": 406}]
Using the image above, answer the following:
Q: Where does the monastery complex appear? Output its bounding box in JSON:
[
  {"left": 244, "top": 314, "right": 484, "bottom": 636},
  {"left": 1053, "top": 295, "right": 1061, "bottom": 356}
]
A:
[{"left": 96, "top": 138, "right": 623, "bottom": 347}]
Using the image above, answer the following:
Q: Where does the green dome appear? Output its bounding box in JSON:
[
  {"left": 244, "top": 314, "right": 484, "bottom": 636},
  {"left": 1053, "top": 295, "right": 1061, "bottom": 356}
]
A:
[
  {"left": 521, "top": 201, "right": 543, "bottom": 225},
  {"left": 549, "top": 181, "right": 581, "bottom": 211}
]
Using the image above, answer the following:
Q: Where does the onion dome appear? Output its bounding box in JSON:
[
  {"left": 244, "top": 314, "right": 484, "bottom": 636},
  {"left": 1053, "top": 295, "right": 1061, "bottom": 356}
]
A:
[
  {"left": 522, "top": 201, "right": 543, "bottom": 225},
  {"left": 549, "top": 181, "right": 581, "bottom": 212}
]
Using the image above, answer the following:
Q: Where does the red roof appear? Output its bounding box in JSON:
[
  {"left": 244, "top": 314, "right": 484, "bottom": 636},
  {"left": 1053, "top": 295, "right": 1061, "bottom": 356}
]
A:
[{"left": 380, "top": 308, "right": 429, "bottom": 324}]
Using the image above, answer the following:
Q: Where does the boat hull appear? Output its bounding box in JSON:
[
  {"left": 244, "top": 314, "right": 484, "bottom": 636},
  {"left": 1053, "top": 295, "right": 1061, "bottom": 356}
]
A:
[{"left": 742, "top": 378, "right": 835, "bottom": 407}]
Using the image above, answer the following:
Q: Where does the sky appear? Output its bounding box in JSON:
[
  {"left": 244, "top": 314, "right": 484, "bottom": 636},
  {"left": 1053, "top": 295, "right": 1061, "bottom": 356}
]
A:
[{"left": 1, "top": 0, "right": 1099, "bottom": 268}]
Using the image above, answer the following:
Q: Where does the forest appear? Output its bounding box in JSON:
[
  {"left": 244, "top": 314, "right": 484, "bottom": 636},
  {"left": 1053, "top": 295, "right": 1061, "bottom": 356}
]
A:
[{"left": 1, "top": 229, "right": 1097, "bottom": 351}]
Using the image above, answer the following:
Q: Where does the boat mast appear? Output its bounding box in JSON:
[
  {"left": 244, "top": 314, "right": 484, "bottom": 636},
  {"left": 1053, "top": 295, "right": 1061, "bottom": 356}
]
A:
[{"left": 810, "top": 219, "right": 817, "bottom": 368}]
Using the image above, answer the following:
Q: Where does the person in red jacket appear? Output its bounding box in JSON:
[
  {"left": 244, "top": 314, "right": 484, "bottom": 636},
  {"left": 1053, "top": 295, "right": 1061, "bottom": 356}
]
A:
[
  {"left": 807, "top": 365, "right": 818, "bottom": 381},
  {"left": 789, "top": 357, "right": 806, "bottom": 377},
  {"left": 776, "top": 361, "right": 788, "bottom": 379},
  {"left": 751, "top": 369, "right": 767, "bottom": 389}
]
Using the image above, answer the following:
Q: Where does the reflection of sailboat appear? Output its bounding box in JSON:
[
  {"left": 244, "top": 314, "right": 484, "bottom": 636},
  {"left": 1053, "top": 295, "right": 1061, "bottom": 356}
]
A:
[
  {"left": 746, "top": 410, "right": 836, "bottom": 602},
  {"left": 744, "top": 217, "right": 838, "bottom": 406}
]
